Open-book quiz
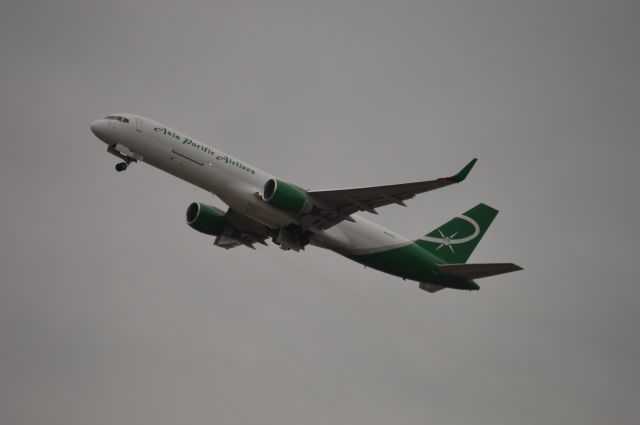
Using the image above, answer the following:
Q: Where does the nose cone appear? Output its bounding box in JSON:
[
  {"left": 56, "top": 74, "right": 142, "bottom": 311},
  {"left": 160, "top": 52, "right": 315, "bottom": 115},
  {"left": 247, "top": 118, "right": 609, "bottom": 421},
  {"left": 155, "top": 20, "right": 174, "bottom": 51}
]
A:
[{"left": 90, "top": 119, "right": 109, "bottom": 142}]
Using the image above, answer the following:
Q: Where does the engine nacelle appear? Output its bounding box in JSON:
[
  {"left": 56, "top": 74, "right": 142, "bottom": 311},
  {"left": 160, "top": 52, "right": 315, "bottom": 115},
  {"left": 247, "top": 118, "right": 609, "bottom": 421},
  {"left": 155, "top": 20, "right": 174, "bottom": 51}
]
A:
[
  {"left": 186, "top": 202, "right": 228, "bottom": 236},
  {"left": 262, "top": 179, "right": 313, "bottom": 214}
]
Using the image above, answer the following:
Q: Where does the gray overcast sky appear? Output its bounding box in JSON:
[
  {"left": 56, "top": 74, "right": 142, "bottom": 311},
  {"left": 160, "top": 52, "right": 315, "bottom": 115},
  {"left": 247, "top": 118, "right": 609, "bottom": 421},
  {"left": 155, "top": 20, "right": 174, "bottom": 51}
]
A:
[{"left": 1, "top": 1, "right": 639, "bottom": 424}]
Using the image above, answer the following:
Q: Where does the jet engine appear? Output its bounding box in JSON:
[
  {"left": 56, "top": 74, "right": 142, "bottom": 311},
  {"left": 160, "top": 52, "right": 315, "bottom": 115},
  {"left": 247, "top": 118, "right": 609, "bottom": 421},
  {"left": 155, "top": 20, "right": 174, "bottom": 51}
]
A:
[
  {"left": 261, "top": 178, "right": 313, "bottom": 214},
  {"left": 186, "top": 202, "right": 228, "bottom": 236}
]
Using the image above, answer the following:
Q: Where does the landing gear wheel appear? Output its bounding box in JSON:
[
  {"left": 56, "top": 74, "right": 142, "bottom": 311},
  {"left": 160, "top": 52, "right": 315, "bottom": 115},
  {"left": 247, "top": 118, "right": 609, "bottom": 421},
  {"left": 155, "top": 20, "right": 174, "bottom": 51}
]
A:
[{"left": 115, "top": 162, "right": 128, "bottom": 172}]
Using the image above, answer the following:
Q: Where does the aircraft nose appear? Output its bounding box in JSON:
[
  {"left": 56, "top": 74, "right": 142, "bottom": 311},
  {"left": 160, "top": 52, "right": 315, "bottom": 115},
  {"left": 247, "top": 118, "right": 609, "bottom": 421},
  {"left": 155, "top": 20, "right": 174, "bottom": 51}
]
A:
[{"left": 90, "top": 119, "right": 108, "bottom": 141}]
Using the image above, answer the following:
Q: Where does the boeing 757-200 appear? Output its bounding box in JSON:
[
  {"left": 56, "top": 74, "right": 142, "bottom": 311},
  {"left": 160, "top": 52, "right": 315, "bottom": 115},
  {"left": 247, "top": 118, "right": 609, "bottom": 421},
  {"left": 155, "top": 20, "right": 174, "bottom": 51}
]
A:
[{"left": 90, "top": 114, "right": 522, "bottom": 293}]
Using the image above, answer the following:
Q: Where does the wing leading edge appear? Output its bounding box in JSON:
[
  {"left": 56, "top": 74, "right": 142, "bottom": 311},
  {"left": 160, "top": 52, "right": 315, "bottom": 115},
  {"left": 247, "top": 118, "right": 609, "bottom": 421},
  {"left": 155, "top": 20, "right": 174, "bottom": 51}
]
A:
[{"left": 303, "top": 159, "right": 477, "bottom": 230}]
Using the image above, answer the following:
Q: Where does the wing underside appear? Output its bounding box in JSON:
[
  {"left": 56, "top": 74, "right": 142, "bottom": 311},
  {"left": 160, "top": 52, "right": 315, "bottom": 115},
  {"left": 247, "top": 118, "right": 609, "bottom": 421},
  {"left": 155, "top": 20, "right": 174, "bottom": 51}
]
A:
[{"left": 214, "top": 208, "right": 271, "bottom": 249}]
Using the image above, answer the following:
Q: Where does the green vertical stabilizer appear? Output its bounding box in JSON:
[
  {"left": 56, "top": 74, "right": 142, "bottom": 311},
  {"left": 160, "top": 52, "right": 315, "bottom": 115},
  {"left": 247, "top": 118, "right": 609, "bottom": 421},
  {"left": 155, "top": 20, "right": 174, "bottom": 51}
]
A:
[{"left": 415, "top": 203, "right": 498, "bottom": 264}]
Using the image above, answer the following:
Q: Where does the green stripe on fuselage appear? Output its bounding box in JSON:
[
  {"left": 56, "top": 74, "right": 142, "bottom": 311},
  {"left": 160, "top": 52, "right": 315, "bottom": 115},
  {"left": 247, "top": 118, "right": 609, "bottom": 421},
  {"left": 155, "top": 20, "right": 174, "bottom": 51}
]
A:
[{"left": 343, "top": 242, "right": 479, "bottom": 291}]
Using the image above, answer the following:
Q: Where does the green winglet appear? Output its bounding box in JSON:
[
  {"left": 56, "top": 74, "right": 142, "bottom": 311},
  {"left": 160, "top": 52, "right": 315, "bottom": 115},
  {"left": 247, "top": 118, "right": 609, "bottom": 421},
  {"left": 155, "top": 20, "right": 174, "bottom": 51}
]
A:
[{"left": 449, "top": 158, "right": 477, "bottom": 183}]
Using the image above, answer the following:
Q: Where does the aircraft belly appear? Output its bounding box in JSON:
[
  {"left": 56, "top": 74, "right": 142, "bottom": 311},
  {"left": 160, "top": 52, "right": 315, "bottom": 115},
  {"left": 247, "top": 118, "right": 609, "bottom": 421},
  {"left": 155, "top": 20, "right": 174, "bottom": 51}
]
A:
[
  {"left": 346, "top": 243, "right": 434, "bottom": 282},
  {"left": 332, "top": 215, "right": 410, "bottom": 252},
  {"left": 311, "top": 215, "right": 411, "bottom": 259}
]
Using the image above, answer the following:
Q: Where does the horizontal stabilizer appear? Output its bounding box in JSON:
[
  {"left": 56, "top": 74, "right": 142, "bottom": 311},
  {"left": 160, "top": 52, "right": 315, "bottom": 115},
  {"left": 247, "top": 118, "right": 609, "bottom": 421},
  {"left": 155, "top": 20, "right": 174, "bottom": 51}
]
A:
[{"left": 437, "top": 263, "right": 523, "bottom": 279}]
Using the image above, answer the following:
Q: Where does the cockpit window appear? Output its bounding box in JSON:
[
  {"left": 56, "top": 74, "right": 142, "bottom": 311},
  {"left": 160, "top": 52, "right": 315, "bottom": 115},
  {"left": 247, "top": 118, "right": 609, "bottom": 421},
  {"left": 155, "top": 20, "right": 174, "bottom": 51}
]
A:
[{"left": 104, "top": 115, "right": 129, "bottom": 123}]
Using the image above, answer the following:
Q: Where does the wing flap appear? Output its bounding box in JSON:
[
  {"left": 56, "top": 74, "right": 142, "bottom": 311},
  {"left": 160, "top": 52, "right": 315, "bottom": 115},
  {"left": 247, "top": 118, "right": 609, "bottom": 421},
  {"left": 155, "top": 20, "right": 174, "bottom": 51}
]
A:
[
  {"left": 214, "top": 234, "right": 245, "bottom": 249},
  {"left": 437, "top": 263, "right": 523, "bottom": 279},
  {"left": 213, "top": 208, "right": 271, "bottom": 249}
]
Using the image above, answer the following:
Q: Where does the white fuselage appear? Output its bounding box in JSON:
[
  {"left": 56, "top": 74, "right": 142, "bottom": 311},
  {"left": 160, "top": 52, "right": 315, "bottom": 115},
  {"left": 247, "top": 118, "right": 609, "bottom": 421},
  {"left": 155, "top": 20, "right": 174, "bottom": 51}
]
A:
[{"left": 90, "top": 114, "right": 411, "bottom": 254}]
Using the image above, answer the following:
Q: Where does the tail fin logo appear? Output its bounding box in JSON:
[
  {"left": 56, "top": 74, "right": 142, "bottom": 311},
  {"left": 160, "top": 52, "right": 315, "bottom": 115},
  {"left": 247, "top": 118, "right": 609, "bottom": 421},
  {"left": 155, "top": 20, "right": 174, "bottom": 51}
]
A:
[{"left": 420, "top": 215, "right": 480, "bottom": 253}]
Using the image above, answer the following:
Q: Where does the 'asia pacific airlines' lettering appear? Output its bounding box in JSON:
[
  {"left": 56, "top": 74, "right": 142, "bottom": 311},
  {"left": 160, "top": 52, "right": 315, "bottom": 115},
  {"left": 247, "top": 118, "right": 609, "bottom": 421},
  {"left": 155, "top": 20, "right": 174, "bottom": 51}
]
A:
[{"left": 154, "top": 127, "right": 255, "bottom": 174}]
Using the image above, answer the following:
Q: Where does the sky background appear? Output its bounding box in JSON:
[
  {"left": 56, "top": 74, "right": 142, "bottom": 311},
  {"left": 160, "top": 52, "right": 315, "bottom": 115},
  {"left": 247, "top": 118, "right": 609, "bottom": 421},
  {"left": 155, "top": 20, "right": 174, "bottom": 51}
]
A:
[{"left": 1, "top": 1, "right": 639, "bottom": 424}]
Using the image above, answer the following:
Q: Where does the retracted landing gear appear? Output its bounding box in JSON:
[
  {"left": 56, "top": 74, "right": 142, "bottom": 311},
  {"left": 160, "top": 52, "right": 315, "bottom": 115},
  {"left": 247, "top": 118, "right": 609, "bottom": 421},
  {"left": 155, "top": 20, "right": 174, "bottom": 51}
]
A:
[
  {"left": 273, "top": 224, "right": 311, "bottom": 251},
  {"left": 115, "top": 162, "right": 128, "bottom": 172}
]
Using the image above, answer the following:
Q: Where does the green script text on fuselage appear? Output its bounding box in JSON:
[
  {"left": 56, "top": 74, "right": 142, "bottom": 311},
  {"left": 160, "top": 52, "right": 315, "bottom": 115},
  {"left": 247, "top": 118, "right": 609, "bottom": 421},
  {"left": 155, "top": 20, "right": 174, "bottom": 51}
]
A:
[{"left": 154, "top": 126, "right": 256, "bottom": 175}]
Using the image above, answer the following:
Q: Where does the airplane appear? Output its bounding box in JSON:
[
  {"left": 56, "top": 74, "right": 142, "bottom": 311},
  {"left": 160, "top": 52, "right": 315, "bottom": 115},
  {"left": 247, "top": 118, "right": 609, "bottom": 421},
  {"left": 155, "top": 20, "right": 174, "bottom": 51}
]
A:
[{"left": 90, "top": 113, "right": 522, "bottom": 293}]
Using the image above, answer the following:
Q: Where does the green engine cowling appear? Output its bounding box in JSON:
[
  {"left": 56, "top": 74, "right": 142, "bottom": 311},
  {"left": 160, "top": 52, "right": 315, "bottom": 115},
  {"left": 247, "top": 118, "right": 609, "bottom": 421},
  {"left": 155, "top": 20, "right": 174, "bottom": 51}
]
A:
[
  {"left": 262, "top": 179, "right": 313, "bottom": 214},
  {"left": 186, "top": 202, "right": 228, "bottom": 236}
]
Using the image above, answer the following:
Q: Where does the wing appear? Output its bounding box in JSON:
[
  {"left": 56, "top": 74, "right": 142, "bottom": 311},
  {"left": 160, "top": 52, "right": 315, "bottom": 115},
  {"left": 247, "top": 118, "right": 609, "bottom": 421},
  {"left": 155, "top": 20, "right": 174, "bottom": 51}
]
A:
[
  {"left": 303, "top": 159, "right": 477, "bottom": 230},
  {"left": 214, "top": 208, "right": 272, "bottom": 249}
]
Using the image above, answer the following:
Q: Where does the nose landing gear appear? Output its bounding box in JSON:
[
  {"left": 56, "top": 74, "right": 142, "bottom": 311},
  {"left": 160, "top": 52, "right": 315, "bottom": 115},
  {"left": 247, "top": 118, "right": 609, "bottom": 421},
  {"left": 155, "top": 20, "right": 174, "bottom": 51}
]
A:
[{"left": 107, "top": 144, "right": 141, "bottom": 173}]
